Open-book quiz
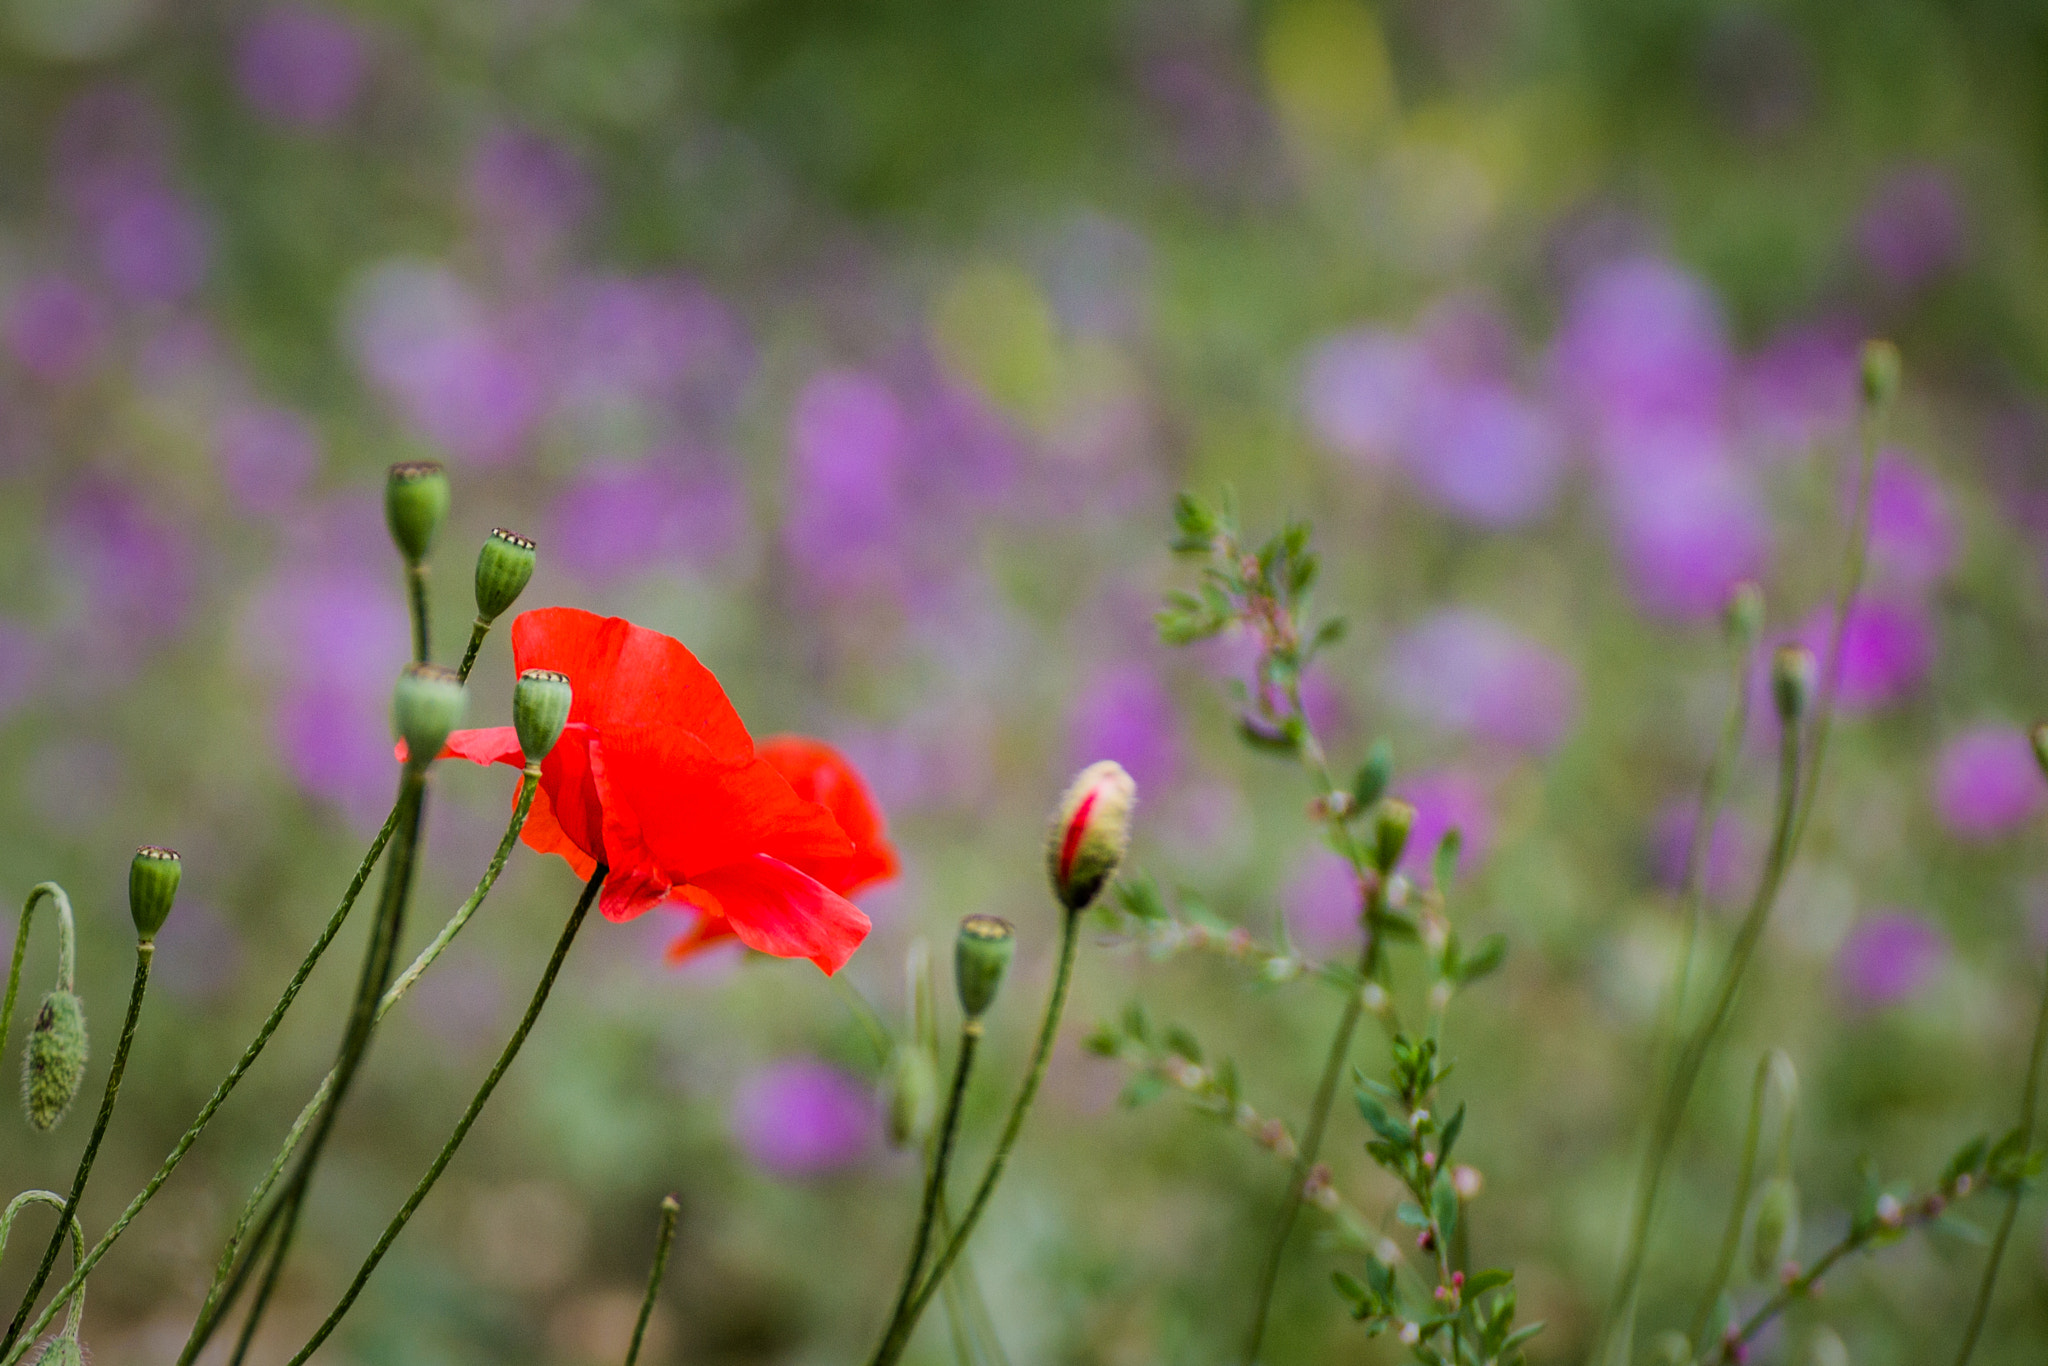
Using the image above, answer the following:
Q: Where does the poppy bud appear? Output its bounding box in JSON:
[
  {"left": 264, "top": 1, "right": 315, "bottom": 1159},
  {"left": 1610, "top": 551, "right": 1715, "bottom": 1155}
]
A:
[
  {"left": 513, "top": 669, "right": 572, "bottom": 765},
  {"left": 1770, "top": 645, "right": 1816, "bottom": 725},
  {"left": 1859, "top": 339, "right": 1902, "bottom": 409},
  {"left": 474, "top": 528, "right": 537, "bottom": 624},
  {"left": 2030, "top": 722, "right": 2048, "bottom": 782},
  {"left": 385, "top": 460, "right": 450, "bottom": 565},
  {"left": 1725, "top": 581, "right": 1764, "bottom": 647},
  {"left": 393, "top": 663, "right": 466, "bottom": 769},
  {"left": 885, "top": 1044, "right": 938, "bottom": 1147},
  {"left": 955, "top": 915, "right": 1015, "bottom": 1020},
  {"left": 22, "top": 990, "right": 87, "bottom": 1132},
  {"left": 128, "top": 845, "right": 180, "bottom": 944},
  {"left": 1047, "top": 761, "right": 1137, "bottom": 914},
  {"left": 31, "top": 1334, "right": 82, "bottom": 1366},
  {"left": 1750, "top": 1176, "right": 1800, "bottom": 1279},
  {"left": 1371, "top": 799, "right": 1415, "bottom": 876}
]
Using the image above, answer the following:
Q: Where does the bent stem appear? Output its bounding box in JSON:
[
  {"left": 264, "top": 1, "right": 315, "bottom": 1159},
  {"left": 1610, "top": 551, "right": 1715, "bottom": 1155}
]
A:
[
  {"left": 624, "top": 1194, "right": 681, "bottom": 1366},
  {"left": 1687, "top": 1052, "right": 1778, "bottom": 1343},
  {"left": 1, "top": 884, "right": 75, "bottom": 1065},
  {"left": 0, "top": 1193, "right": 85, "bottom": 1347},
  {"left": 282, "top": 867, "right": 603, "bottom": 1366},
  {"left": 876, "top": 1021, "right": 984, "bottom": 1353},
  {"left": 2, "top": 944, "right": 152, "bottom": 1355},
  {"left": 1951, "top": 947, "right": 2048, "bottom": 1366},
  {"left": 873, "top": 911, "right": 1082, "bottom": 1366}
]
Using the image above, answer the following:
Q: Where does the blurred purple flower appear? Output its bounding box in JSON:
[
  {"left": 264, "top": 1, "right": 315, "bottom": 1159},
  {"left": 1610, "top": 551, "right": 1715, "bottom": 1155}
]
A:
[
  {"left": 1858, "top": 165, "right": 1967, "bottom": 292},
  {"left": 1382, "top": 610, "right": 1578, "bottom": 754},
  {"left": 782, "top": 367, "right": 908, "bottom": 592},
  {"left": 552, "top": 274, "right": 756, "bottom": 435},
  {"left": 54, "top": 480, "right": 196, "bottom": 668},
  {"left": 545, "top": 453, "right": 748, "bottom": 585},
  {"left": 1860, "top": 451, "right": 1956, "bottom": 592},
  {"left": 1837, "top": 911, "right": 1946, "bottom": 1007},
  {"left": 1067, "top": 662, "right": 1182, "bottom": 792},
  {"left": 22, "top": 738, "right": 125, "bottom": 835},
  {"left": 216, "top": 405, "right": 321, "bottom": 515},
  {"left": 235, "top": 6, "right": 368, "bottom": 129},
  {"left": 1285, "top": 848, "right": 1363, "bottom": 959},
  {"left": 4, "top": 275, "right": 107, "bottom": 384},
  {"left": 1395, "top": 769, "right": 1492, "bottom": 880},
  {"left": 92, "top": 182, "right": 210, "bottom": 303},
  {"left": 152, "top": 898, "right": 244, "bottom": 1003},
  {"left": 0, "top": 621, "right": 46, "bottom": 720},
  {"left": 1552, "top": 256, "right": 1732, "bottom": 462},
  {"left": 1403, "top": 377, "right": 1567, "bottom": 526},
  {"left": 1650, "top": 798, "right": 1756, "bottom": 903},
  {"left": 1933, "top": 726, "right": 2045, "bottom": 841},
  {"left": 730, "top": 1058, "right": 878, "bottom": 1177},
  {"left": 1302, "top": 329, "right": 1417, "bottom": 468},
  {"left": 1793, "top": 598, "right": 1934, "bottom": 713},
  {"left": 1740, "top": 323, "right": 1857, "bottom": 458},
  {"left": 469, "top": 127, "right": 594, "bottom": 277},
  {"left": 1604, "top": 442, "right": 1772, "bottom": 620},
  {"left": 274, "top": 678, "right": 397, "bottom": 828},
  {"left": 51, "top": 84, "right": 172, "bottom": 215}
]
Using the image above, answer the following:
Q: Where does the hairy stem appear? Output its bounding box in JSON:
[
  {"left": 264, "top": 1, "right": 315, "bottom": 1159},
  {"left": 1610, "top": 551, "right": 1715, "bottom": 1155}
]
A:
[
  {"left": 1, "top": 884, "right": 76, "bottom": 1064},
  {"left": 624, "top": 1195, "right": 681, "bottom": 1366}
]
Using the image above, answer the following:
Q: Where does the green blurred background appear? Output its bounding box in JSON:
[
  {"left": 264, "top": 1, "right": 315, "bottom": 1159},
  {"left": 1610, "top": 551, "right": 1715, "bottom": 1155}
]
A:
[{"left": 0, "top": 0, "right": 2047, "bottom": 1361}]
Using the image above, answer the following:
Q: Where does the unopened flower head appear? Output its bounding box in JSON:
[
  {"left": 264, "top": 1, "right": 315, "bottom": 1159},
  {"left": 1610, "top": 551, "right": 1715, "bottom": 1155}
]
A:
[
  {"left": 1047, "top": 760, "right": 1136, "bottom": 914},
  {"left": 128, "top": 845, "right": 181, "bottom": 943},
  {"left": 885, "top": 1044, "right": 937, "bottom": 1148},
  {"left": 384, "top": 459, "right": 450, "bottom": 565},
  {"left": 22, "top": 990, "right": 87, "bottom": 1132},
  {"left": 1860, "top": 339, "right": 1902, "bottom": 410},
  {"left": 1372, "top": 799, "right": 1415, "bottom": 875},
  {"left": 955, "top": 914, "right": 1015, "bottom": 1020},
  {"left": 1725, "top": 580, "right": 1765, "bottom": 646},
  {"left": 474, "top": 528, "right": 537, "bottom": 624},
  {"left": 1749, "top": 1176, "right": 1800, "bottom": 1280},
  {"left": 394, "top": 662, "right": 466, "bottom": 768},
  {"left": 512, "top": 668, "right": 572, "bottom": 764},
  {"left": 1771, "top": 644, "right": 1817, "bottom": 725}
]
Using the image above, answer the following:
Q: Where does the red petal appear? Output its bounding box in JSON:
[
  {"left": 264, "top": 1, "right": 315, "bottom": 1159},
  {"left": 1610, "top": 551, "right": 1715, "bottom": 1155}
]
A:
[
  {"left": 440, "top": 727, "right": 526, "bottom": 767},
  {"left": 685, "top": 854, "right": 871, "bottom": 975},
  {"left": 510, "top": 608, "right": 753, "bottom": 760},
  {"left": 663, "top": 889, "right": 739, "bottom": 964},
  {"left": 599, "top": 865, "right": 672, "bottom": 923},
  {"left": 520, "top": 727, "right": 606, "bottom": 878},
  {"left": 758, "top": 736, "right": 901, "bottom": 895}
]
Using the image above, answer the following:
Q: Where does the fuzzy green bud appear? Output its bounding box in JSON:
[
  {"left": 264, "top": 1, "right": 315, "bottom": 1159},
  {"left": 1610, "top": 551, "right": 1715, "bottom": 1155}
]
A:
[
  {"left": 1047, "top": 761, "right": 1137, "bottom": 914},
  {"left": 1771, "top": 645, "right": 1816, "bottom": 725},
  {"left": 128, "top": 845, "right": 180, "bottom": 944},
  {"left": 474, "top": 528, "right": 537, "bottom": 624},
  {"left": 393, "top": 662, "right": 466, "bottom": 768},
  {"left": 31, "top": 1334, "right": 82, "bottom": 1366},
  {"left": 1725, "top": 581, "right": 1764, "bottom": 648},
  {"left": 512, "top": 668, "right": 572, "bottom": 764},
  {"left": 22, "top": 990, "right": 87, "bottom": 1132},
  {"left": 1860, "top": 339, "right": 1902, "bottom": 410},
  {"left": 885, "top": 1045, "right": 938, "bottom": 1148},
  {"left": 1371, "top": 799, "right": 1416, "bottom": 876},
  {"left": 384, "top": 460, "right": 450, "bottom": 565},
  {"left": 1750, "top": 1176, "right": 1800, "bottom": 1279},
  {"left": 955, "top": 915, "right": 1016, "bottom": 1020}
]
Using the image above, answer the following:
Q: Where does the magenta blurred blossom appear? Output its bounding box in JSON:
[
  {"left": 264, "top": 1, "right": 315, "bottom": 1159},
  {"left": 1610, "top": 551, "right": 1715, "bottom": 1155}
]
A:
[
  {"left": 469, "top": 127, "right": 594, "bottom": 277},
  {"left": 1603, "top": 441, "right": 1772, "bottom": 620},
  {"left": 235, "top": 7, "right": 368, "bottom": 129},
  {"left": 92, "top": 182, "right": 210, "bottom": 303},
  {"left": 1403, "top": 377, "right": 1567, "bottom": 526},
  {"left": 1740, "top": 323, "right": 1858, "bottom": 457},
  {"left": 1793, "top": 597, "right": 1934, "bottom": 713},
  {"left": 730, "top": 1058, "right": 878, "bottom": 1177},
  {"left": 55, "top": 480, "right": 196, "bottom": 663},
  {"left": 51, "top": 84, "right": 172, "bottom": 214},
  {"left": 0, "top": 621, "right": 46, "bottom": 720},
  {"left": 1858, "top": 165, "right": 1967, "bottom": 292},
  {"left": 1285, "top": 848, "right": 1363, "bottom": 959},
  {"left": 23, "top": 738, "right": 125, "bottom": 834},
  {"left": 1302, "top": 329, "right": 1417, "bottom": 467},
  {"left": 544, "top": 453, "right": 749, "bottom": 585},
  {"left": 551, "top": 274, "right": 756, "bottom": 434},
  {"left": 216, "top": 405, "right": 321, "bottom": 515},
  {"left": 4, "top": 275, "right": 108, "bottom": 384},
  {"left": 1933, "top": 727, "right": 2045, "bottom": 840},
  {"left": 1382, "top": 610, "right": 1578, "bottom": 754},
  {"left": 1395, "top": 769, "right": 1492, "bottom": 880},
  {"left": 1837, "top": 911, "right": 1946, "bottom": 1007},
  {"left": 1650, "top": 798, "right": 1756, "bottom": 903},
  {"left": 1552, "top": 256, "right": 1732, "bottom": 460},
  {"left": 783, "top": 367, "right": 909, "bottom": 591},
  {"left": 1067, "top": 662, "right": 1182, "bottom": 792},
  {"left": 1859, "top": 451, "right": 1956, "bottom": 592}
]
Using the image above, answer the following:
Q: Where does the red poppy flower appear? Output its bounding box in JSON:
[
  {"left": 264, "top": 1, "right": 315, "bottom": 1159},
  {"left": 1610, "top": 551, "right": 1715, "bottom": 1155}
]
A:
[{"left": 433, "top": 608, "right": 896, "bottom": 974}]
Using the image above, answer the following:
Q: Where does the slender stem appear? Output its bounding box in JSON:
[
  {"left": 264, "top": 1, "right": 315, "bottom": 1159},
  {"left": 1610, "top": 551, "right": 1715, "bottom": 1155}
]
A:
[
  {"left": 282, "top": 868, "right": 602, "bottom": 1366},
  {"left": 457, "top": 618, "right": 489, "bottom": 683},
  {"left": 876, "top": 1023, "right": 983, "bottom": 1352},
  {"left": 1, "top": 806, "right": 400, "bottom": 1366},
  {"left": 0, "top": 1192, "right": 85, "bottom": 1345},
  {"left": 1687, "top": 1052, "right": 1777, "bottom": 1343},
  {"left": 407, "top": 564, "right": 431, "bottom": 663},
  {"left": 383, "top": 768, "right": 539, "bottom": 1008},
  {"left": 2, "top": 945, "right": 151, "bottom": 1354},
  {"left": 873, "top": 912, "right": 1082, "bottom": 1366},
  {"left": 2, "top": 885, "right": 76, "bottom": 1065},
  {"left": 624, "top": 1194, "right": 681, "bottom": 1366},
  {"left": 1951, "top": 947, "right": 2048, "bottom": 1366},
  {"left": 182, "top": 769, "right": 428, "bottom": 1366}
]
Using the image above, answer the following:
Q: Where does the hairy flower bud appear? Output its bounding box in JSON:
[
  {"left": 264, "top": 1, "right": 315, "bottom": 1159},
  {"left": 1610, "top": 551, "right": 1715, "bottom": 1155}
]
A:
[
  {"left": 128, "top": 845, "right": 180, "bottom": 944},
  {"left": 1860, "top": 339, "right": 1902, "bottom": 410},
  {"left": 384, "top": 460, "right": 450, "bottom": 565},
  {"left": 513, "top": 669, "right": 572, "bottom": 764},
  {"left": 1771, "top": 645, "right": 1816, "bottom": 726},
  {"left": 474, "top": 528, "right": 537, "bottom": 624},
  {"left": 1047, "top": 761, "right": 1136, "bottom": 914},
  {"left": 1725, "top": 581, "right": 1764, "bottom": 647},
  {"left": 1371, "top": 799, "right": 1416, "bottom": 876},
  {"left": 22, "top": 990, "right": 87, "bottom": 1131},
  {"left": 1750, "top": 1176, "right": 1800, "bottom": 1279},
  {"left": 31, "top": 1333, "right": 82, "bottom": 1366},
  {"left": 955, "top": 915, "right": 1015, "bottom": 1020},
  {"left": 885, "top": 1045, "right": 938, "bottom": 1147},
  {"left": 393, "top": 663, "right": 465, "bottom": 769}
]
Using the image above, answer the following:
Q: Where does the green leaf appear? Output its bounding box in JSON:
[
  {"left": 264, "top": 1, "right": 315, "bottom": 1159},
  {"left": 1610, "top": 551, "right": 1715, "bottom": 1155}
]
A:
[
  {"left": 1365, "top": 1254, "right": 1395, "bottom": 1300},
  {"left": 1943, "top": 1133, "right": 1990, "bottom": 1185},
  {"left": 1082, "top": 1025, "right": 1121, "bottom": 1057},
  {"left": 1431, "top": 1170, "right": 1459, "bottom": 1240},
  {"left": 1395, "top": 1201, "right": 1431, "bottom": 1228},
  {"left": 1501, "top": 1323, "right": 1547, "bottom": 1351},
  {"left": 1464, "top": 1268, "right": 1512, "bottom": 1296},
  {"left": 1237, "top": 714, "right": 1304, "bottom": 754},
  {"left": 1431, "top": 828, "right": 1463, "bottom": 891},
  {"left": 1355, "top": 1089, "right": 1412, "bottom": 1146},
  {"left": 1121, "top": 1001, "right": 1151, "bottom": 1043},
  {"left": 1119, "top": 1073, "right": 1167, "bottom": 1108},
  {"left": 1164, "top": 1026, "right": 1204, "bottom": 1064},
  {"left": 1113, "top": 875, "right": 1169, "bottom": 923},
  {"left": 1456, "top": 933, "right": 1509, "bottom": 985},
  {"left": 1438, "top": 1102, "right": 1467, "bottom": 1163},
  {"left": 1351, "top": 739, "right": 1394, "bottom": 809}
]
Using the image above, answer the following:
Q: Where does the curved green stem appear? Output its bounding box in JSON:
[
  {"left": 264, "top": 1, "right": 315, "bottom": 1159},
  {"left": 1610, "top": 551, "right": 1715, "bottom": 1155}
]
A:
[
  {"left": 3, "top": 945, "right": 151, "bottom": 1354},
  {"left": 876, "top": 1022, "right": 983, "bottom": 1353},
  {"left": 281, "top": 867, "right": 602, "bottom": 1366},
  {"left": 873, "top": 912, "right": 1081, "bottom": 1366},
  {"left": 1687, "top": 1052, "right": 1779, "bottom": 1343},
  {"left": 2, "top": 885, "right": 77, "bottom": 1065},
  {"left": 624, "top": 1195, "right": 681, "bottom": 1366},
  {"left": 0, "top": 1192, "right": 85, "bottom": 1347},
  {"left": 1951, "top": 946, "right": 2048, "bottom": 1366},
  {"left": 457, "top": 618, "right": 490, "bottom": 683}
]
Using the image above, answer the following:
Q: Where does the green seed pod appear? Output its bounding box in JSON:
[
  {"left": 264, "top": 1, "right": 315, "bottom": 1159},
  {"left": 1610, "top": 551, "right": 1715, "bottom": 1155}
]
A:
[
  {"left": 384, "top": 460, "right": 450, "bottom": 565},
  {"left": 31, "top": 1333, "right": 82, "bottom": 1366},
  {"left": 955, "top": 915, "right": 1015, "bottom": 1020},
  {"left": 512, "top": 669, "right": 573, "bottom": 765},
  {"left": 393, "top": 662, "right": 466, "bottom": 768},
  {"left": 1770, "top": 645, "right": 1816, "bottom": 726},
  {"left": 885, "top": 1044, "right": 938, "bottom": 1148},
  {"left": 1371, "top": 799, "right": 1416, "bottom": 876},
  {"left": 23, "top": 990, "right": 88, "bottom": 1132},
  {"left": 1046, "top": 761, "right": 1137, "bottom": 914},
  {"left": 1859, "top": 339, "right": 1902, "bottom": 410},
  {"left": 128, "top": 845, "right": 180, "bottom": 944},
  {"left": 474, "top": 528, "right": 537, "bottom": 624},
  {"left": 1750, "top": 1176, "right": 1800, "bottom": 1280},
  {"left": 1725, "top": 581, "right": 1764, "bottom": 648}
]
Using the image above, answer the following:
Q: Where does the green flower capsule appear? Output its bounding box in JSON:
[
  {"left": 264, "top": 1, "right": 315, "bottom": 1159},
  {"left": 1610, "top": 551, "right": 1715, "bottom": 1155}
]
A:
[
  {"left": 1750, "top": 1176, "right": 1800, "bottom": 1280},
  {"left": 1725, "top": 581, "right": 1765, "bottom": 648},
  {"left": 513, "top": 669, "right": 573, "bottom": 765},
  {"left": 1860, "top": 339, "right": 1902, "bottom": 410},
  {"left": 393, "top": 663, "right": 466, "bottom": 768},
  {"left": 1770, "top": 645, "right": 1816, "bottom": 726},
  {"left": 1047, "top": 761, "right": 1136, "bottom": 914},
  {"left": 385, "top": 460, "right": 450, "bottom": 565},
  {"left": 955, "top": 915, "right": 1015, "bottom": 1020},
  {"left": 885, "top": 1044, "right": 938, "bottom": 1148},
  {"left": 22, "top": 990, "right": 87, "bottom": 1132},
  {"left": 474, "top": 528, "right": 537, "bottom": 624},
  {"left": 128, "top": 845, "right": 181, "bottom": 944},
  {"left": 1371, "top": 799, "right": 1416, "bottom": 876}
]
